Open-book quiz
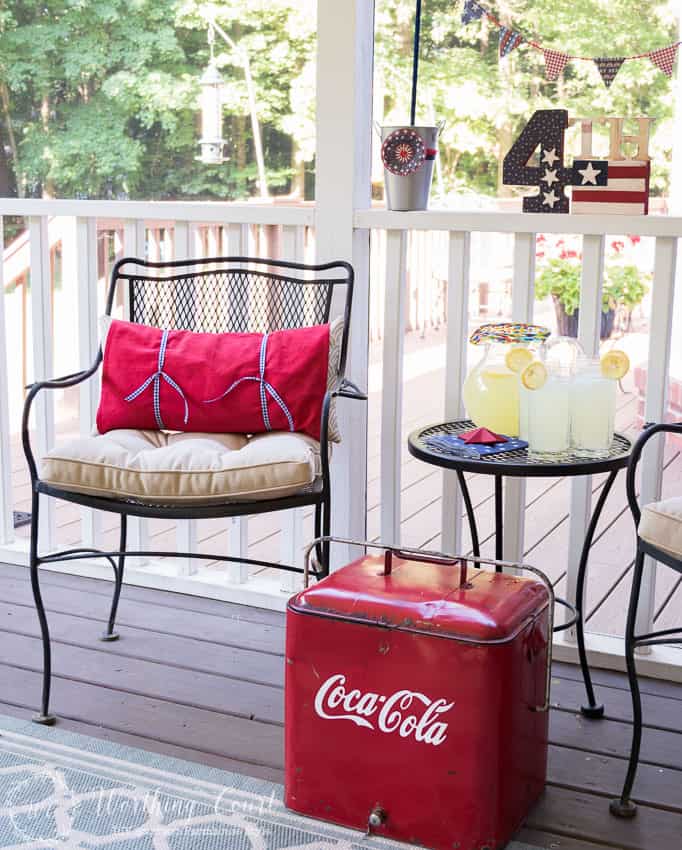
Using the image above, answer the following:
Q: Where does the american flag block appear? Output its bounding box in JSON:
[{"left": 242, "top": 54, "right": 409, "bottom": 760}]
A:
[{"left": 572, "top": 159, "right": 650, "bottom": 215}]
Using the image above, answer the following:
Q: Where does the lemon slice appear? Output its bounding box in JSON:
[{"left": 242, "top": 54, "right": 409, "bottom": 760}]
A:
[
  {"left": 505, "top": 346, "right": 533, "bottom": 374},
  {"left": 521, "top": 360, "right": 548, "bottom": 391},
  {"left": 601, "top": 350, "right": 630, "bottom": 380}
]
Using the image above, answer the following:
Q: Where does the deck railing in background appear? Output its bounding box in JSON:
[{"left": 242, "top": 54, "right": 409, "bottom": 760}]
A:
[
  {"left": 354, "top": 208, "right": 680, "bottom": 673},
  {"left": 0, "top": 199, "right": 680, "bottom": 675},
  {"left": 0, "top": 200, "right": 314, "bottom": 608}
]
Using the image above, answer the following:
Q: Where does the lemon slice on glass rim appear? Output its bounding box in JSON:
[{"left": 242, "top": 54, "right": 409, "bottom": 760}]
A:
[
  {"left": 505, "top": 346, "right": 534, "bottom": 374},
  {"left": 521, "top": 360, "right": 548, "bottom": 390},
  {"left": 601, "top": 350, "right": 630, "bottom": 380}
]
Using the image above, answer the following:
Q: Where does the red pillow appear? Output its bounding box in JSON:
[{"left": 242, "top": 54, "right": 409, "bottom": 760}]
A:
[{"left": 97, "top": 319, "right": 330, "bottom": 440}]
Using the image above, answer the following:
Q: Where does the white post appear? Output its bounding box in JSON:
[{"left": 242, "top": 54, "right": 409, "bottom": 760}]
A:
[
  {"left": 74, "top": 217, "right": 101, "bottom": 546},
  {"left": 28, "top": 216, "right": 57, "bottom": 550},
  {"left": 565, "top": 233, "right": 605, "bottom": 631},
  {"left": 0, "top": 218, "right": 14, "bottom": 544},
  {"left": 635, "top": 236, "right": 678, "bottom": 640},
  {"left": 441, "top": 231, "right": 471, "bottom": 553},
  {"left": 315, "top": 0, "right": 375, "bottom": 564},
  {"left": 503, "top": 232, "right": 536, "bottom": 565},
  {"left": 123, "top": 220, "right": 149, "bottom": 565}
]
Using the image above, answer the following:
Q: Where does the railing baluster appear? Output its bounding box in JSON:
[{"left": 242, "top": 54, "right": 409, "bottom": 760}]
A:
[
  {"left": 29, "top": 216, "right": 56, "bottom": 550},
  {"left": 172, "top": 221, "right": 198, "bottom": 577},
  {"left": 503, "top": 232, "right": 537, "bottom": 565},
  {"left": 123, "top": 219, "right": 149, "bottom": 566},
  {"left": 279, "top": 224, "right": 305, "bottom": 591},
  {"left": 380, "top": 229, "right": 408, "bottom": 544},
  {"left": 0, "top": 218, "right": 14, "bottom": 544},
  {"left": 635, "top": 235, "right": 678, "bottom": 643},
  {"left": 565, "top": 233, "right": 605, "bottom": 631},
  {"left": 225, "top": 222, "right": 249, "bottom": 583},
  {"left": 441, "top": 231, "right": 471, "bottom": 553},
  {"left": 74, "top": 217, "right": 101, "bottom": 547}
]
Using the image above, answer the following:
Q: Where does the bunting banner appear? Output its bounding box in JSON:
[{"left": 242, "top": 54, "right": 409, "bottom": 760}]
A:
[
  {"left": 594, "top": 57, "right": 625, "bottom": 88},
  {"left": 499, "top": 27, "right": 524, "bottom": 58},
  {"left": 461, "top": 0, "right": 483, "bottom": 25},
  {"left": 648, "top": 44, "right": 679, "bottom": 77},
  {"left": 543, "top": 49, "right": 569, "bottom": 81},
  {"left": 460, "top": 0, "right": 681, "bottom": 87}
]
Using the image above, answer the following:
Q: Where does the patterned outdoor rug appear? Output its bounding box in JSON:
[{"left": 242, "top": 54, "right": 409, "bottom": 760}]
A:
[{"left": 0, "top": 715, "right": 540, "bottom": 849}]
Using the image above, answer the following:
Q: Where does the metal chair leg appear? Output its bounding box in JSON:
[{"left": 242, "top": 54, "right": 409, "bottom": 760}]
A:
[
  {"left": 29, "top": 493, "right": 56, "bottom": 726},
  {"left": 610, "top": 549, "right": 645, "bottom": 819},
  {"left": 321, "top": 496, "right": 331, "bottom": 578},
  {"left": 101, "top": 514, "right": 126, "bottom": 642}
]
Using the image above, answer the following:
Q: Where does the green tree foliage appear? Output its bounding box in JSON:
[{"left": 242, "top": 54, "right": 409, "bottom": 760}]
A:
[
  {"left": 376, "top": 0, "right": 676, "bottom": 197},
  {"left": 0, "top": 0, "right": 676, "bottom": 201},
  {"left": 0, "top": 0, "right": 316, "bottom": 199}
]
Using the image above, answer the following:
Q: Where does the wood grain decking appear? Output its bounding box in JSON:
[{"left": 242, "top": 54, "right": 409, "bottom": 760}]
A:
[{"left": 0, "top": 562, "right": 681, "bottom": 849}]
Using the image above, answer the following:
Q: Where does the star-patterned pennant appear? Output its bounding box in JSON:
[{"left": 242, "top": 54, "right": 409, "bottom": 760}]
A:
[
  {"left": 543, "top": 49, "right": 569, "bottom": 81},
  {"left": 594, "top": 57, "right": 625, "bottom": 88},
  {"left": 648, "top": 44, "right": 679, "bottom": 78},
  {"left": 461, "top": 0, "right": 484, "bottom": 25},
  {"left": 499, "top": 26, "right": 524, "bottom": 58}
]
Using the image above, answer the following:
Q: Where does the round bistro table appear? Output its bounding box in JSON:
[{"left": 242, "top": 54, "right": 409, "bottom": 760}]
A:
[{"left": 408, "top": 418, "right": 632, "bottom": 718}]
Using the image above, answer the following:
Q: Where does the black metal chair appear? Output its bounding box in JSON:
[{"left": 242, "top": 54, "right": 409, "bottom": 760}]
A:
[
  {"left": 22, "top": 255, "right": 365, "bottom": 725},
  {"left": 610, "top": 421, "right": 682, "bottom": 818}
]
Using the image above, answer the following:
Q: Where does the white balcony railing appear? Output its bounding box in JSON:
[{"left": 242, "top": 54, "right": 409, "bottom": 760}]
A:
[{"left": 0, "top": 199, "right": 680, "bottom": 677}]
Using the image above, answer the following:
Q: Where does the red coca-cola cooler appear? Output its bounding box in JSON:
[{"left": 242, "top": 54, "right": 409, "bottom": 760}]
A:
[{"left": 285, "top": 541, "right": 562, "bottom": 850}]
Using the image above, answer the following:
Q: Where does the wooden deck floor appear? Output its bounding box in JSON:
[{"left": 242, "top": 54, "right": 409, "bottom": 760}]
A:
[{"left": 0, "top": 563, "right": 681, "bottom": 849}]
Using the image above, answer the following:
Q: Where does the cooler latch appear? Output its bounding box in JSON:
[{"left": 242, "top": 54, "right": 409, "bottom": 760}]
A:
[{"left": 366, "top": 805, "right": 387, "bottom": 834}]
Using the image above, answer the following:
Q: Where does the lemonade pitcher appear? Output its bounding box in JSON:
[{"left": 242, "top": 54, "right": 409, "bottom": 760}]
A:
[{"left": 463, "top": 323, "right": 550, "bottom": 437}]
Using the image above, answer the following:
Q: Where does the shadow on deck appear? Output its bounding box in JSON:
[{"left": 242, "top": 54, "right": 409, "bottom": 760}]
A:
[{"left": 0, "top": 563, "right": 681, "bottom": 849}]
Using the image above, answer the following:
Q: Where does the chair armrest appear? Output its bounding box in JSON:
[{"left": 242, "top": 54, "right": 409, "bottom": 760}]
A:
[
  {"left": 331, "top": 377, "right": 367, "bottom": 401},
  {"left": 22, "top": 359, "right": 102, "bottom": 482},
  {"left": 626, "top": 421, "right": 682, "bottom": 525}
]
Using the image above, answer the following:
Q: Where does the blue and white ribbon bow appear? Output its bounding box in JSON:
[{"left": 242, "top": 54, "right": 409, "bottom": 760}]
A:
[
  {"left": 124, "top": 329, "right": 189, "bottom": 430},
  {"left": 203, "top": 333, "right": 295, "bottom": 432}
]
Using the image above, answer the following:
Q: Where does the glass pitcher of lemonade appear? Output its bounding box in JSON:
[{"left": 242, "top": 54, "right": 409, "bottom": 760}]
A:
[{"left": 463, "top": 323, "right": 550, "bottom": 437}]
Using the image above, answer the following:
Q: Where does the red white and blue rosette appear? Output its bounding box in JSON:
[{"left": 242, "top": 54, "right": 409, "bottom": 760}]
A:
[{"left": 381, "top": 128, "right": 426, "bottom": 176}]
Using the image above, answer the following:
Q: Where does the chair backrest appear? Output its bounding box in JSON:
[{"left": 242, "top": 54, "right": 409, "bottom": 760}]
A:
[{"left": 105, "top": 255, "right": 354, "bottom": 379}]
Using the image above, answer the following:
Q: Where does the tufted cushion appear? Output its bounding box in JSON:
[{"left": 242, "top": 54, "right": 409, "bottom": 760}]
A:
[
  {"left": 41, "top": 429, "right": 321, "bottom": 504},
  {"left": 639, "top": 497, "right": 682, "bottom": 560}
]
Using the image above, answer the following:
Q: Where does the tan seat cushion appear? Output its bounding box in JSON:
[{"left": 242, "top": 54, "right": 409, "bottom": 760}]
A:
[
  {"left": 639, "top": 497, "right": 682, "bottom": 559},
  {"left": 41, "top": 429, "right": 321, "bottom": 504}
]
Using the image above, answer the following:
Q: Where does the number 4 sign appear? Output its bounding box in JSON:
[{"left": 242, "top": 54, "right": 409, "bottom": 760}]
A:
[{"left": 503, "top": 109, "right": 576, "bottom": 213}]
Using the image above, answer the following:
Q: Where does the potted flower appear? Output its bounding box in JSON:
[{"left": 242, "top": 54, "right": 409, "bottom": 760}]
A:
[{"left": 535, "top": 239, "right": 648, "bottom": 339}]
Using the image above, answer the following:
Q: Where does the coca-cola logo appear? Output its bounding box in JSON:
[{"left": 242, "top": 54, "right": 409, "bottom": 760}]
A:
[{"left": 313, "top": 674, "right": 454, "bottom": 746}]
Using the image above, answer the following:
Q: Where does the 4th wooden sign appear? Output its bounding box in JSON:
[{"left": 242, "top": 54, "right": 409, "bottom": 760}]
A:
[{"left": 503, "top": 110, "right": 651, "bottom": 215}]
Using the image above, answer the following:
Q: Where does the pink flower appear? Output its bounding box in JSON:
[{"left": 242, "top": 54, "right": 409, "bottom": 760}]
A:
[
  {"left": 628, "top": 235, "right": 641, "bottom": 245},
  {"left": 611, "top": 240, "right": 624, "bottom": 253}
]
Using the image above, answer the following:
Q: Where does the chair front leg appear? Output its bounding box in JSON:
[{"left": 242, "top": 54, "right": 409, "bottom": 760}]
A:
[
  {"left": 29, "top": 492, "right": 56, "bottom": 725},
  {"left": 610, "top": 547, "right": 646, "bottom": 818},
  {"left": 101, "top": 513, "right": 127, "bottom": 642}
]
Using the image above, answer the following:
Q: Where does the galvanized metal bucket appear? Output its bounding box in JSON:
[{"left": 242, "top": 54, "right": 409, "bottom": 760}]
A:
[{"left": 379, "top": 124, "right": 443, "bottom": 211}]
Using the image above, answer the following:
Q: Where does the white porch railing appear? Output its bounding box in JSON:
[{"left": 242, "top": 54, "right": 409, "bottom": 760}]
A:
[
  {"left": 355, "top": 207, "right": 681, "bottom": 679},
  {"left": 0, "top": 199, "right": 681, "bottom": 678},
  {"left": 0, "top": 199, "right": 315, "bottom": 609}
]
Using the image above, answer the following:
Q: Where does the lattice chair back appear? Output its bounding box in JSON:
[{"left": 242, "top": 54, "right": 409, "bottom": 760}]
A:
[{"left": 105, "top": 257, "right": 353, "bottom": 359}]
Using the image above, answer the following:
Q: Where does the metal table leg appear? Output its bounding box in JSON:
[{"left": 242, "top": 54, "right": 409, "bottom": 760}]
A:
[
  {"left": 576, "top": 468, "right": 618, "bottom": 719},
  {"left": 456, "top": 469, "right": 480, "bottom": 558},
  {"left": 494, "top": 474, "right": 503, "bottom": 569}
]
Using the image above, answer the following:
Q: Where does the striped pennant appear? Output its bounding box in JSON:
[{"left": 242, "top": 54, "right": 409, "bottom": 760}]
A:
[{"left": 499, "top": 26, "right": 524, "bottom": 58}]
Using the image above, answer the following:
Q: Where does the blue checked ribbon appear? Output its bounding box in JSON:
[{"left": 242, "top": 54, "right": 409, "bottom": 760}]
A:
[
  {"left": 203, "top": 333, "right": 295, "bottom": 432},
  {"left": 124, "top": 329, "right": 189, "bottom": 430}
]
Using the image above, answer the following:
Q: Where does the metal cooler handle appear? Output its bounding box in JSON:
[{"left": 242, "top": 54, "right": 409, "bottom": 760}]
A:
[{"left": 303, "top": 536, "right": 577, "bottom": 713}]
